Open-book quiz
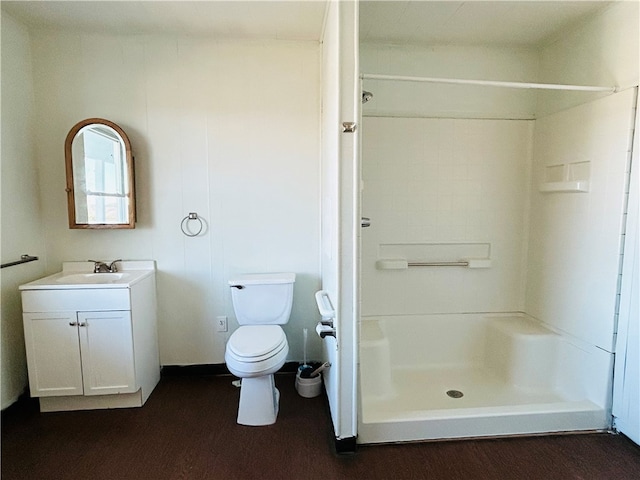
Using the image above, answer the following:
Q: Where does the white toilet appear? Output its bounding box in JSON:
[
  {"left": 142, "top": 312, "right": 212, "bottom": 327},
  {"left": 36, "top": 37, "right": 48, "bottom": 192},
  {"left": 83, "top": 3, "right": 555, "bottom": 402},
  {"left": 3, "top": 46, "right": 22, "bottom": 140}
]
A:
[{"left": 225, "top": 272, "right": 295, "bottom": 426}]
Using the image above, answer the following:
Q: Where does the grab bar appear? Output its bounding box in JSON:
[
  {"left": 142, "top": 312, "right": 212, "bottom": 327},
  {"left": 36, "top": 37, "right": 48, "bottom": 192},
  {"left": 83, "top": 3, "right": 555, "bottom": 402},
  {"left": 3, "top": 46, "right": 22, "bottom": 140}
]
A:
[
  {"left": 409, "top": 261, "right": 469, "bottom": 267},
  {"left": 376, "top": 258, "right": 492, "bottom": 269},
  {"left": 1, "top": 254, "right": 39, "bottom": 269},
  {"left": 315, "top": 290, "right": 335, "bottom": 322}
]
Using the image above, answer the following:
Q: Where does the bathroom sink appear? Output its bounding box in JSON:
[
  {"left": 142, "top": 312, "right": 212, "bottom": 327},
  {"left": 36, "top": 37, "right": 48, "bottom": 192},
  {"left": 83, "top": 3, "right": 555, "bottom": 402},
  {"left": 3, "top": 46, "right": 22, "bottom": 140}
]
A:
[
  {"left": 55, "top": 273, "right": 129, "bottom": 284},
  {"left": 19, "top": 261, "right": 156, "bottom": 290}
]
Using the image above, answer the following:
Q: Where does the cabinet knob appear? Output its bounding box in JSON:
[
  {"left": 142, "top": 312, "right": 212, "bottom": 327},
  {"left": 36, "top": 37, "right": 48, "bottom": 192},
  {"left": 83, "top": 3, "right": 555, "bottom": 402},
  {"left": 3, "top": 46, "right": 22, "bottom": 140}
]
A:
[
  {"left": 69, "top": 322, "right": 78, "bottom": 327},
  {"left": 79, "top": 322, "right": 87, "bottom": 327}
]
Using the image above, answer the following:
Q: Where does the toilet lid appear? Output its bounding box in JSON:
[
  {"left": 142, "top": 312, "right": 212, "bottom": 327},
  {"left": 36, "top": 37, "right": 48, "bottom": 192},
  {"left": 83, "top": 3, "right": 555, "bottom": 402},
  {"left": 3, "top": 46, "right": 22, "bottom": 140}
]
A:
[{"left": 227, "top": 325, "right": 286, "bottom": 359}]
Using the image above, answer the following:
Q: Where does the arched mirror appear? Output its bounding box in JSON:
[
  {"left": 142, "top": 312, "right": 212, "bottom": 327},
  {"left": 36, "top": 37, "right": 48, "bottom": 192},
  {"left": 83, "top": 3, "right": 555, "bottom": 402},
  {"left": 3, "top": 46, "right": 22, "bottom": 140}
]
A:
[{"left": 65, "top": 118, "right": 135, "bottom": 229}]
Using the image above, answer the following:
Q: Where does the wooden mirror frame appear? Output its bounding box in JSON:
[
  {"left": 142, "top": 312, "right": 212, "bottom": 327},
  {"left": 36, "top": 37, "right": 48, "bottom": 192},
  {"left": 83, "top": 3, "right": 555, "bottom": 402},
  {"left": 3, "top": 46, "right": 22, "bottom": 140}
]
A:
[{"left": 64, "top": 118, "right": 136, "bottom": 229}]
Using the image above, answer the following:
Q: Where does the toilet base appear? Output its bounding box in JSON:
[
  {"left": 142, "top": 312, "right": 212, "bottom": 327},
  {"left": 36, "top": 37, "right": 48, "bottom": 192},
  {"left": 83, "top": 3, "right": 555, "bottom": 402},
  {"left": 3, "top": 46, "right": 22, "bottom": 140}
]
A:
[{"left": 236, "top": 374, "right": 280, "bottom": 426}]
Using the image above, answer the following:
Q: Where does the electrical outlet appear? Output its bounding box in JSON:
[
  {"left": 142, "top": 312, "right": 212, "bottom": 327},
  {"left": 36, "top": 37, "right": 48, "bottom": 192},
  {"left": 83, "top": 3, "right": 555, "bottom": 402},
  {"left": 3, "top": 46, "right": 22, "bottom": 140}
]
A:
[{"left": 216, "top": 316, "right": 228, "bottom": 332}]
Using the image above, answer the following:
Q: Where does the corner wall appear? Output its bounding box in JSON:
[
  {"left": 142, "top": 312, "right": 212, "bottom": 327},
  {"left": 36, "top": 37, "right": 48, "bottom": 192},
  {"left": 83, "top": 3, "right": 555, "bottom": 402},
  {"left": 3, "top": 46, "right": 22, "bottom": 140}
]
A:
[
  {"left": 536, "top": 1, "right": 640, "bottom": 115},
  {"left": 526, "top": 1, "right": 640, "bottom": 351},
  {"left": 0, "top": 13, "right": 46, "bottom": 408},
  {"left": 526, "top": 89, "right": 636, "bottom": 351}
]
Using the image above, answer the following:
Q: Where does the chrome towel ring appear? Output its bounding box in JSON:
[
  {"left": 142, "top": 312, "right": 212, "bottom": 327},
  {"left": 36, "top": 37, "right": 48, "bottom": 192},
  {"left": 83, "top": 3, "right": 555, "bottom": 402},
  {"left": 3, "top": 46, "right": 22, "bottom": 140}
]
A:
[{"left": 180, "top": 212, "right": 204, "bottom": 237}]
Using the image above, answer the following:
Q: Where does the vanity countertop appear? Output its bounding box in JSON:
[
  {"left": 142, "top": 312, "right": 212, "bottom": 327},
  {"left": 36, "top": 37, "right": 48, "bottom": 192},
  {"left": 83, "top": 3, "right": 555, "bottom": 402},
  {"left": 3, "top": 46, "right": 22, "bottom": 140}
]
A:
[{"left": 19, "top": 260, "right": 155, "bottom": 290}]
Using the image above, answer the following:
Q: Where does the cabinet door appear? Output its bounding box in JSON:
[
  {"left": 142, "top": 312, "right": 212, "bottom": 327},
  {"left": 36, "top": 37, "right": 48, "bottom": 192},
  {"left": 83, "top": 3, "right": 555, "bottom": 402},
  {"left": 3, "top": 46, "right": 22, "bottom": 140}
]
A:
[
  {"left": 77, "top": 311, "right": 136, "bottom": 395},
  {"left": 23, "top": 312, "right": 84, "bottom": 397}
]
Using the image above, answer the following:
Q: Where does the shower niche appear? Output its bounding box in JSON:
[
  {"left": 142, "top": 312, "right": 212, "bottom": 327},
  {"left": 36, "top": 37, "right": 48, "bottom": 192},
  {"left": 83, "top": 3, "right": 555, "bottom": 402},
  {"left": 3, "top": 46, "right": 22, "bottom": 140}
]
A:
[{"left": 539, "top": 161, "right": 591, "bottom": 193}]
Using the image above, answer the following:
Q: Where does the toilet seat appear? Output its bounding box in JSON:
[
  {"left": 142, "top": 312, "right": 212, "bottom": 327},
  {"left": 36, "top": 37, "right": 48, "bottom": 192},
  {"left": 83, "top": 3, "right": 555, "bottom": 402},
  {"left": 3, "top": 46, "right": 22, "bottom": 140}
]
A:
[
  {"left": 227, "top": 325, "right": 286, "bottom": 358},
  {"left": 225, "top": 325, "right": 288, "bottom": 377}
]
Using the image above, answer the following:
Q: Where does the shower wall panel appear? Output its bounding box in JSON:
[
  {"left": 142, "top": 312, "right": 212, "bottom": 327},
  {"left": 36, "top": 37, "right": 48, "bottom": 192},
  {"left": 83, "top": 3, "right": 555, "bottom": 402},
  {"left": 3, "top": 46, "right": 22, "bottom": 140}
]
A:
[
  {"left": 361, "top": 117, "right": 533, "bottom": 316},
  {"left": 526, "top": 89, "right": 636, "bottom": 352}
]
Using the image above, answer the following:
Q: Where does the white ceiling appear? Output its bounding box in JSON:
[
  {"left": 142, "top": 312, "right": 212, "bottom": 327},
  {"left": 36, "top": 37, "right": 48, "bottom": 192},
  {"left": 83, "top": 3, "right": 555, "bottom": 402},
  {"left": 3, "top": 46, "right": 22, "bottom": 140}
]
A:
[
  {"left": 1, "top": 1, "right": 329, "bottom": 40},
  {"left": 360, "top": 1, "right": 614, "bottom": 47},
  {"left": 2, "top": 1, "right": 614, "bottom": 47}
]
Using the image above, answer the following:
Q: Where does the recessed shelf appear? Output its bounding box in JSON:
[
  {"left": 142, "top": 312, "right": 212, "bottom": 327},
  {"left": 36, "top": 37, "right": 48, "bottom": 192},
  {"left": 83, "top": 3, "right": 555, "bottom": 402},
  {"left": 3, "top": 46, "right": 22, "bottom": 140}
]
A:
[{"left": 539, "top": 181, "right": 590, "bottom": 193}]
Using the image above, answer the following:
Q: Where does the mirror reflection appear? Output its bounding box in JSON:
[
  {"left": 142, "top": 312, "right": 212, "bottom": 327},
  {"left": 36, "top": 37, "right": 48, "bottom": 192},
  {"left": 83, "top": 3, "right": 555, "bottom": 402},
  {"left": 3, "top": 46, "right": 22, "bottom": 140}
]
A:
[{"left": 65, "top": 119, "right": 135, "bottom": 228}]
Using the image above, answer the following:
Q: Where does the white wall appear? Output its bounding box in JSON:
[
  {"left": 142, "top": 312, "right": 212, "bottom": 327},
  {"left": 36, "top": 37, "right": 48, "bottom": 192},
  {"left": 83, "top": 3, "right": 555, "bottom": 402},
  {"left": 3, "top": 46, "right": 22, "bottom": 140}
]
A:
[
  {"left": 28, "top": 31, "right": 322, "bottom": 366},
  {"left": 0, "top": 13, "right": 46, "bottom": 408}
]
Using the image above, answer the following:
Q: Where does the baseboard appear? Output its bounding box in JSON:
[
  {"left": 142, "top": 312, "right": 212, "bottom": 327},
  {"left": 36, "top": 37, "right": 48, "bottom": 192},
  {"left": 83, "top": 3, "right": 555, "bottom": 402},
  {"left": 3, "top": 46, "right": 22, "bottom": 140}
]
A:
[
  {"left": 161, "top": 364, "right": 231, "bottom": 377},
  {"left": 334, "top": 436, "right": 358, "bottom": 455},
  {"left": 160, "top": 361, "right": 302, "bottom": 377},
  {"left": 1, "top": 389, "right": 38, "bottom": 420}
]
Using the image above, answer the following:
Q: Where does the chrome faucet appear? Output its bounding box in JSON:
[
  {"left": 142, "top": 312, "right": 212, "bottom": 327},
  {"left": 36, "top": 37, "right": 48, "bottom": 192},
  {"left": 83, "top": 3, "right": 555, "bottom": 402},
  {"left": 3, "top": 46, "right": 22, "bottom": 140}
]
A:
[{"left": 89, "top": 259, "right": 121, "bottom": 273}]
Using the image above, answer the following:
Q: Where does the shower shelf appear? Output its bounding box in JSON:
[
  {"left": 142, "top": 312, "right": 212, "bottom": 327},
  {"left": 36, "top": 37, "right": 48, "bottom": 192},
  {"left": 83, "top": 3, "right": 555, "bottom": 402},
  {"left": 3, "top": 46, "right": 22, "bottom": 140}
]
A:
[{"left": 539, "top": 181, "right": 590, "bottom": 193}]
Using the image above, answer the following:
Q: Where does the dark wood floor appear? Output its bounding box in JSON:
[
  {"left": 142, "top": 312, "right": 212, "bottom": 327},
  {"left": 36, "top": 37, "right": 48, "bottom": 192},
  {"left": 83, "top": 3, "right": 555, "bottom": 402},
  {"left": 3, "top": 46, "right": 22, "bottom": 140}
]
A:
[{"left": 2, "top": 374, "right": 640, "bottom": 480}]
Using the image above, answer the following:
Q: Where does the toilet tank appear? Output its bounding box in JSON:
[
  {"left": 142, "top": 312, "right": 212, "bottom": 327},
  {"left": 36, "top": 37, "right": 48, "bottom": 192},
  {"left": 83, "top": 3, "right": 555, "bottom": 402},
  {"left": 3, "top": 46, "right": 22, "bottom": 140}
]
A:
[{"left": 229, "top": 273, "right": 296, "bottom": 325}]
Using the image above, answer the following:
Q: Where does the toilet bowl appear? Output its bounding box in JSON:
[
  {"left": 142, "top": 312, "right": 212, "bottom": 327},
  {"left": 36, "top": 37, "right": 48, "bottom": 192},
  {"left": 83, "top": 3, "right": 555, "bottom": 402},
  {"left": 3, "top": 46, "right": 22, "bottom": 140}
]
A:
[
  {"left": 225, "top": 325, "right": 289, "bottom": 377},
  {"left": 225, "top": 273, "right": 295, "bottom": 426},
  {"left": 225, "top": 325, "right": 289, "bottom": 426}
]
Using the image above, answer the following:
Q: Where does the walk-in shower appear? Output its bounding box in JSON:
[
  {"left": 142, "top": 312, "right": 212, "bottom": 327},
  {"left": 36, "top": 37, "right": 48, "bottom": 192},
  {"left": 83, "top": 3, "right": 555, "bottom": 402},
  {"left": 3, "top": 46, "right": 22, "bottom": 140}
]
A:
[{"left": 357, "top": 70, "right": 636, "bottom": 443}]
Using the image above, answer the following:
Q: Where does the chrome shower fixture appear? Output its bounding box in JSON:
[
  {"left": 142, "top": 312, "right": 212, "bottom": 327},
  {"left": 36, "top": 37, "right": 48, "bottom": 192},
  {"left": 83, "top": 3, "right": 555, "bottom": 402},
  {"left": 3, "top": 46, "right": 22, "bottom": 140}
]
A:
[{"left": 362, "top": 90, "right": 373, "bottom": 104}]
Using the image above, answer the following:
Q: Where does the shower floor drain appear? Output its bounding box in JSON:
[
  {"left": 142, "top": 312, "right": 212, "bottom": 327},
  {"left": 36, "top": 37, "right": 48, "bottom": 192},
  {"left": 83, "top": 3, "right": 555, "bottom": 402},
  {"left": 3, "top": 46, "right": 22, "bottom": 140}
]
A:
[{"left": 446, "top": 390, "right": 464, "bottom": 399}]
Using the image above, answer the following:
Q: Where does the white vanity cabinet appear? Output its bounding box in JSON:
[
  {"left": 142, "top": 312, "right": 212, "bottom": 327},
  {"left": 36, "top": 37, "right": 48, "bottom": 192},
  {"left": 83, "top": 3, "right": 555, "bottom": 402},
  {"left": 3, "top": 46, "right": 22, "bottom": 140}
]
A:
[
  {"left": 20, "top": 262, "right": 160, "bottom": 412},
  {"left": 23, "top": 310, "right": 135, "bottom": 397}
]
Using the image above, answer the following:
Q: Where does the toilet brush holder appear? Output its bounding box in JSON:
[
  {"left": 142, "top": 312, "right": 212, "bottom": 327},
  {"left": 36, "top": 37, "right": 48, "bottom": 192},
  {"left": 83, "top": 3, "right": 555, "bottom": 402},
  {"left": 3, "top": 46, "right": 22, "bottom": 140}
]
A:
[{"left": 295, "top": 366, "right": 322, "bottom": 398}]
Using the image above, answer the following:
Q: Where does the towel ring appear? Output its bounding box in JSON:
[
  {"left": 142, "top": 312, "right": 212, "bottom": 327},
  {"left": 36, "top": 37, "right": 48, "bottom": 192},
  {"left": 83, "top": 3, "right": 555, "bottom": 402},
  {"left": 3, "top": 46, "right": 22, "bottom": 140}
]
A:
[{"left": 181, "top": 212, "right": 203, "bottom": 237}]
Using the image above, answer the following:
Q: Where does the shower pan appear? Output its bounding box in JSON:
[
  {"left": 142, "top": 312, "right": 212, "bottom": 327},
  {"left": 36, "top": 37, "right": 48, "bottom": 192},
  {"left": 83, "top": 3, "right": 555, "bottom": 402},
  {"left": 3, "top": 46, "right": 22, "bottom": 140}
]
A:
[{"left": 358, "top": 313, "right": 610, "bottom": 443}]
